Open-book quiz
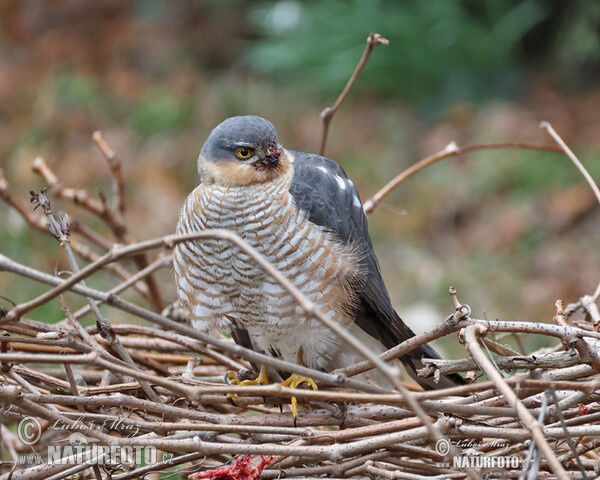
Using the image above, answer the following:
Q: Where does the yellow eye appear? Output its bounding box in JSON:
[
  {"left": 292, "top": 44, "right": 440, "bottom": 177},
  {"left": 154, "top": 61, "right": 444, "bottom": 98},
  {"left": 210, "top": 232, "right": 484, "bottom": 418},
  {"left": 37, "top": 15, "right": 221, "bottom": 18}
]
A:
[{"left": 235, "top": 147, "right": 254, "bottom": 159}]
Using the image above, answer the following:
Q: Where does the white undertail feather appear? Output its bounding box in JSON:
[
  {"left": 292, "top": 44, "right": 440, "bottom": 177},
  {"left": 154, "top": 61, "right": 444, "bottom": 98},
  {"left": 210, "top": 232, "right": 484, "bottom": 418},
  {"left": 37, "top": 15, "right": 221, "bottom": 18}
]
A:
[{"left": 174, "top": 164, "right": 364, "bottom": 369}]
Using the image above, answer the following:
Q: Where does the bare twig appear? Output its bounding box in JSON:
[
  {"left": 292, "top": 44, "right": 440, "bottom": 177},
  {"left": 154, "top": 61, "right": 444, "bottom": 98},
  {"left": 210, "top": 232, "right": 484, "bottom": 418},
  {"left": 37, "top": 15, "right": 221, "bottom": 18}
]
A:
[
  {"left": 28, "top": 189, "right": 162, "bottom": 403},
  {"left": 2, "top": 123, "right": 599, "bottom": 478},
  {"left": 0, "top": 169, "right": 152, "bottom": 299},
  {"left": 31, "top": 156, "right": 165, "bottom": 312},
  {"left": 319, "top": 33, "right": 388, "bottom": 156},
  {"left": 363, "top": 142, "right": 563, "bottom": 214},
  {"left": 541, "top": 121, "right": 600, "bottom": 206},
  {"left": 92, "top": 131, "right": 125, "bottom": 215},
  {"left": 463, "top": 324, "right": 569, "bottom": 480}
]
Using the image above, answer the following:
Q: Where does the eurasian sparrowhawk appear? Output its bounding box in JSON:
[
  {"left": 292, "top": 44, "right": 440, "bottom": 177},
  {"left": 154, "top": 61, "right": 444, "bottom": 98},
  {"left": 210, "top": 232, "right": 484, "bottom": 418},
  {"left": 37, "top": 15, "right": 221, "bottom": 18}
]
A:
[{"left": 174, "top": 116, "right": 463, "bottom": 405}]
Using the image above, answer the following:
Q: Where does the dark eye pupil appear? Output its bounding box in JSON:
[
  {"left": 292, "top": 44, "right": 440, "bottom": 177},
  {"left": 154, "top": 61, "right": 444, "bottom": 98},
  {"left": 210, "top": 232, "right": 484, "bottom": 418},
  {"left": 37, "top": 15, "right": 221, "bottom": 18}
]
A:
[{"left": 240, "top": 148, "right": 249, "bottom": 156}]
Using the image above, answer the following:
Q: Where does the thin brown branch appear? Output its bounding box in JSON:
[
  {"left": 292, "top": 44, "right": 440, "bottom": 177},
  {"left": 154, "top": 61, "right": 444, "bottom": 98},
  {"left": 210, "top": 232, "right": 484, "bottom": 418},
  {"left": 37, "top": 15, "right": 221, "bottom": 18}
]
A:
[
  {"left": 0, "top": 169, "right": 152, "bottom": 300},
  {"left": 541, "top": 121, "right": 600, "bottom": 206},
  {"left": 31, "top": 156, "right": 165, "bottom": 312},
  {"left": 554, "top": 300, "right": 600, "bottom": 372},
  {"left": 0, "top": 254, "right": 384, "bottom": 393},
  {"left": 67, "top": 254, "right": 171, "bottom": 322},
  {"left": 0, "top": 231, "right": 402, "bottom": 388},
  {"left": 463, "top": 324, "right": 569, "bottom": 480},
  {"left": 31, "top": 157, "right": 125, "bottom": 235},
  {"left": 319, "top": 33, "right": 388, "bottom": 156},
  {"left": 92, "top": 130, "right": 125, "bottom": 215},
  {"left": 32, "top": 189, "right": 162, "bottom": 403},
  {"left": 336, "top": 303, "right": 469, "bottom": 379},
  {"left": 2, "top": 124, "right": 600, "bottom": 478},
  {"left": 363, "top": 142, "right": 563, "bottom": 214}
]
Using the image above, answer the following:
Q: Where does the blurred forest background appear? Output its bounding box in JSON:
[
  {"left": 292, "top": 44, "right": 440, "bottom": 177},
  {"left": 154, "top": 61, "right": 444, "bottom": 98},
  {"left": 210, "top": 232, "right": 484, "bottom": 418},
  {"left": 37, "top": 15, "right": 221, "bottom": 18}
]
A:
[{"left": 1, "top": 0, "right": 600, "bottom": 356}]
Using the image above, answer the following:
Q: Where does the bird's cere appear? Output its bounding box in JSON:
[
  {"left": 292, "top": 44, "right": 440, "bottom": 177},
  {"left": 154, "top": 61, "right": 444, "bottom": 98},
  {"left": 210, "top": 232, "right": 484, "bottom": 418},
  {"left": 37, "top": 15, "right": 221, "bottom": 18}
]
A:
[{"left": 252, "top": 142, "right": 281, "bottom": 171}]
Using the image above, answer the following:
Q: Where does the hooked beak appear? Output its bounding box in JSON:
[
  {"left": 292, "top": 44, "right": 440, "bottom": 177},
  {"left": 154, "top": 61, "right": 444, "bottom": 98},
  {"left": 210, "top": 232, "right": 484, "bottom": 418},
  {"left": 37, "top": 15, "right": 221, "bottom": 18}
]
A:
[{"left": 251, "top": 148, "right": 281, "bottom": 171}]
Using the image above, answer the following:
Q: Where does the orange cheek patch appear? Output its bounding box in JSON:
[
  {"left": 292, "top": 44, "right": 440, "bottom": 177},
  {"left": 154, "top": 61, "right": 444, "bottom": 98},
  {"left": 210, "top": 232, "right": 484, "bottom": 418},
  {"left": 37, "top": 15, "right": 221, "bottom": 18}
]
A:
[
  {"left": 200, "top": 153, "right": 292, "bottom": 187},
  {"left": 213, "top": 161, "right": 265, "bottom": 186}
]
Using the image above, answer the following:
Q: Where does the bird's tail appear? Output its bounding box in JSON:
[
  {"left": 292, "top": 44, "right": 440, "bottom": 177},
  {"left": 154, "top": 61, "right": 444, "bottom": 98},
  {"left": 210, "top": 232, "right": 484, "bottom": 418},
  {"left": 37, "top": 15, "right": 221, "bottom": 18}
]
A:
[{"left": 400, "top": 342, "right": 465, "bottom": 390}]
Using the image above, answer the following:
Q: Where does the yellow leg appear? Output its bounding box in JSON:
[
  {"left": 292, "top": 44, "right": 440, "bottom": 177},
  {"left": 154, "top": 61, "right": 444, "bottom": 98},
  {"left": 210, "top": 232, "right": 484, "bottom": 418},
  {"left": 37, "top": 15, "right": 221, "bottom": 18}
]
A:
[
  {"left": 280, "top": 373, "right": 318, "bottom": 426},
  {"left": 226, "top": 365, "right": 269, "bottom": 401},
  {"left": 280, "top": 350, "right": 318, "bottom": 427},
  {"left": 241, "top": 365, "right": 270, "bottom": 386}
]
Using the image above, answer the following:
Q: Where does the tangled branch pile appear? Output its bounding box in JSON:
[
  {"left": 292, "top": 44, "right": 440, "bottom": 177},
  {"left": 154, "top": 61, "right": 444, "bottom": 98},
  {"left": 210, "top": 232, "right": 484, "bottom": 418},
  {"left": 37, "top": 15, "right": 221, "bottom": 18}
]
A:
[{"left": 0, "top": 119, "right": 599, "bottom": 480}]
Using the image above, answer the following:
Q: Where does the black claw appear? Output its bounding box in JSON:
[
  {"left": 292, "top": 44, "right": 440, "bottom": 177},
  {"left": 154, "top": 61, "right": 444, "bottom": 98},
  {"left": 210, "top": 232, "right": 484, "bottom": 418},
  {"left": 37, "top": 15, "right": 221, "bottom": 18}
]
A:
[
  {"left": 228, "top": 396, "right": 238, "bottom": 407},
  {"left": 279, "top": 404, "right": 283, "bottom": 413},
  {"left": 293, "top": 415, "right": 297, "bottom": 428}
]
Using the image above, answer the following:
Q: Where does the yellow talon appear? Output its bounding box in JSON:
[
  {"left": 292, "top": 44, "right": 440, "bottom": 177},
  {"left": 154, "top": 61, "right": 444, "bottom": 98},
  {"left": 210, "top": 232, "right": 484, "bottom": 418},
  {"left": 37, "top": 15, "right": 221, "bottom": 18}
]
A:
[
  {"left": 280, "top": 373, "right": 318, "bottom": 426},
  {"left": 226, "top": 365, "right": 269, "bottom": 401}
]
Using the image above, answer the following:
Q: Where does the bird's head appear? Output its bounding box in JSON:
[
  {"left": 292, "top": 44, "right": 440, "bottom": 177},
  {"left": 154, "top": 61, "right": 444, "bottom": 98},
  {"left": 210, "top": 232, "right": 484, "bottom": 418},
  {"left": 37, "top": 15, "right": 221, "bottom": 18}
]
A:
[{"left": 197, "top": 116, "right": 291, "bottom": 186}]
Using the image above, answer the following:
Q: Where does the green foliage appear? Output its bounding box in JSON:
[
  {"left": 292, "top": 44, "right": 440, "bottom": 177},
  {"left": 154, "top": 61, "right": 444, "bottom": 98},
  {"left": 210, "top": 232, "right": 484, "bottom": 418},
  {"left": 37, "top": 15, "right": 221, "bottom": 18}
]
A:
[
  {"left": 247, "top": 0, "right": 548, "bottom": 109},
  {"left": 128, "top": 89, "right": 194, "bottom": 137},
  {"left": 554, "top": 0, "right": 600, "bottom": 83},
  {"left": 54, "top": 73, "right": 99, "bottom": 108}
]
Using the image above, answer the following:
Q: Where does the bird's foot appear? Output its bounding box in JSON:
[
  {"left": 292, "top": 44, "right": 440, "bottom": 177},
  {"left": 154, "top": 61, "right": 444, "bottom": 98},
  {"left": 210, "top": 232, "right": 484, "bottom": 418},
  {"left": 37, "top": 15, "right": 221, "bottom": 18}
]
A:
[
  {"left": 225, "top": 365, "right": 269, "bottom": 403},
  {"left": 280, "top": 373, "right": 318, "bottom": 427}
]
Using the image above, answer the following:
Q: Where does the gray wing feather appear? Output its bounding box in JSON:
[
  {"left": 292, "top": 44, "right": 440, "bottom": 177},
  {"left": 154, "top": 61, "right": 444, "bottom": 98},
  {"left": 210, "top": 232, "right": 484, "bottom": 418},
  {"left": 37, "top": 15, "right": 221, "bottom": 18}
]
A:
[{"left": 288, "top": 150, "right": 463, "bottom": 388}]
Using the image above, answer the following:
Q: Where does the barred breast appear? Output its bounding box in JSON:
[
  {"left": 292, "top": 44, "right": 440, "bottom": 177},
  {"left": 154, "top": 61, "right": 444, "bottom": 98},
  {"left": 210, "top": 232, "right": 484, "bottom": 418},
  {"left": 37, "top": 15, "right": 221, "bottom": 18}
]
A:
[{"left": 173, "top": 167, "right": 363, "bottom": 369}]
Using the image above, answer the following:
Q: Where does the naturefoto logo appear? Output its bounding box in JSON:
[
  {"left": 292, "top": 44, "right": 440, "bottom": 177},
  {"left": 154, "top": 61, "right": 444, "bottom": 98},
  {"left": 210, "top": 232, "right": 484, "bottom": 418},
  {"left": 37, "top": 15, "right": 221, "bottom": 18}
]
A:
[
  {"left": 17, "top": 416, "right": 158, "bottom": 466},
  {"left": 435, "top": 439, "right": 525, "bottom": 469}
]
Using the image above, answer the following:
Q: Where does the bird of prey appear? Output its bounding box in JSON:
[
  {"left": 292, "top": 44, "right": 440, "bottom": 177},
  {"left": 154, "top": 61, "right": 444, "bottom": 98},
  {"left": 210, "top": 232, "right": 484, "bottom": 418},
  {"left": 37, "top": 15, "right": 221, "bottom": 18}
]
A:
[{"left": 174, "top": 116, "right": 462, "bottom": 416}]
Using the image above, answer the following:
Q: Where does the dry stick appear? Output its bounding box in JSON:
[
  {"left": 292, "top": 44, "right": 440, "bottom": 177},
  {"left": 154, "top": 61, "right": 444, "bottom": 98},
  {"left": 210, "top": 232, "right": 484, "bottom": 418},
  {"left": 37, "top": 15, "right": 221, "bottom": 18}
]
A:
[
  {"left": 463, "top": 317, "right": 600, "bottom": 341},
  {"left": 565, "top": 282, "right": 600, "bottom": 320},
  {"left": 92, "top": 131, "right": 125, "bottom": 215},
  {"left": 68, "top": 255, "right": 171, "bottom": 321},
  {"left": 451, "top": 423, "right": 600, "bottom": 442},
  {"left": 0, "top": 255, "right": 383, "bottom": 394},
  {"left": 558, "top": 437, "right": 600, "bottom": 465},
  {"left": 336, "top": 304, "right": 468, "bottom": 379},
  {"left": 3, "top": 348, "right": 499, "bottom": 411},
  {"left": 362, "top": 143, "right": 563, "bottom": 214},
  {"left": 110, "top": 452, "right": 207, "bottom": 480},
  {"left": 360, "top": 461, "right": 438, "bottom": 480},
  {"left": 1, "top": 230, "right": 408, "bottom": 390},
  {"left": 44, "top": 453, "right": 110, "bottom": 480},
  {"left": 420, "top": 350, "right": 581, "bottom": 376},
  {"left": 61, "top": 362, "right": 83, "bottom": 412},
  {"left": 32, "top": 156, "right": 165, "bottom": 312},
  {"left": 1, "top": 349, "right": 201, "bottom": 402},
  {"left": 542, "top": 120, "right": 600, "bottom": 329},
  {"left": 541, "top": 121, "right": 600, "bottom": 206},
  {"left": 92, "top": 324, "right": 246, "bottom": 372},
  {"left": 264, "top": 451, "right": 394, "bottom": 480},
  {"left": 0, "top": 170, "right": 149, "bottom": 299},
  {"left": 3, "top": 228, "right": 457, "bottom": 460},
  {"left": 92, "top": 132, "right": 166, "bottom": 313},
  {"left": 10, "top": 378, "right": 452, "bottom": 465},
  {"left": 0, "top": 385, "right": 117, "bottom": 446},
  {"left": 23, "top": 415, "right": 456, "bottom": 462},
  {"left": 463, "top": 324, "right": 569, "bottom": 480},
  {"left": 30, "top": 190, "right": 161, "bottom": 404},
  {"left": 6, "top": 252, "right": 600, "bottom": 396},
  {"left": 26, "top": 392, "right": 373, "bottom": 428},
  {"left": 5, "top": 253, "right": 600, "bottom": 405},
  {"left": 58, "top": 295, "right": 133, "bottom": 376},
  {"left": 31, "top": 157, "right": 125, "bottom": 237},
  {"left": 554, "top": 300, "right": 600, "bottom": 372},
  {"left": 547, "top": 389, "right": 590, "bottom": 480},
  {"left": 319, "top": 33, "right": 388, "bottom": 156}
]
